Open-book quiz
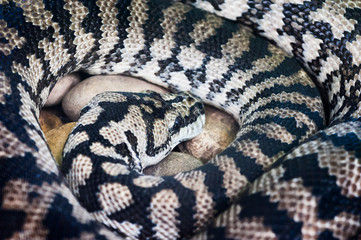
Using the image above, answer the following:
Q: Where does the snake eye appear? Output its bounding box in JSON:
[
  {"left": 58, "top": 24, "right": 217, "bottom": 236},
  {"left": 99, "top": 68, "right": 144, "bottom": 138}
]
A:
[
  {"left": 170, "top": 116, "right": 182, "bottom": 134},
  {"left": 174, "top": 117, "right": 182, "bottom": 128}
]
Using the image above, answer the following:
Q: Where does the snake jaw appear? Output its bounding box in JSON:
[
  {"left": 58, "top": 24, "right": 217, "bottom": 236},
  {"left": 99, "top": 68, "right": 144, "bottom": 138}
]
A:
[{"left": 167, "top": 92, "right": 205, "bottom": 145}]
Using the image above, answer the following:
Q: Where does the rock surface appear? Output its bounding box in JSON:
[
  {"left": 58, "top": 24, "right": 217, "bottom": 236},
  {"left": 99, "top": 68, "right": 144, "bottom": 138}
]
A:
[
  {"left": 180, "top": 105, "right": 239, "bottom": 163},
  {"left": 62, "top": 75, "right": 168, "bottom": 121},
  {"left": 45, "top": 122, "right": 76, "bottom": 166},
  {"left": 39, "top": 110, "right": 63, "bottom": 133},
  {"left": 143, "top": 152, "right": 203, "bottom": 176},
  {"left": 45, "top": 73, "right": 81, "bottom": 107}
]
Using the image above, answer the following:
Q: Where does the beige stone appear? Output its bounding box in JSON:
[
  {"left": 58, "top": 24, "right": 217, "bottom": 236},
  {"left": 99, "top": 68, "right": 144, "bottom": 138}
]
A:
[
  {"left": 62, "top": 75, "right": 168, "bottom": 121},
  {"left": 45, "top": 73, "right": 81, "bottom": 107},
  {"left": 39, "top": 110, "right": 63, "bottom": 133},
  {"left": 180, "top": 105, "right": 239, "bottom": 163},
  {"left": 143, "top": 152, "right": 203, "bottom": 176},
  {"left": 45, "top": 122, "right": 76, "bottom": 166}
]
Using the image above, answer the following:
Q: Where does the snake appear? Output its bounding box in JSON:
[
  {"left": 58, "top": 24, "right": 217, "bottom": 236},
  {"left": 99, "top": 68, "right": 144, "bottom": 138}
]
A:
[{"left": 0, "top": 0, "right": 360, "bottom": 239}]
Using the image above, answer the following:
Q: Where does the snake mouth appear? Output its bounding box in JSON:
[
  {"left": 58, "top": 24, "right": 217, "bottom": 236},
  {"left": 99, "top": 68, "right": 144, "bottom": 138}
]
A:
[{"left": 175, "top": 107, "right": 205, "bottom": 143}]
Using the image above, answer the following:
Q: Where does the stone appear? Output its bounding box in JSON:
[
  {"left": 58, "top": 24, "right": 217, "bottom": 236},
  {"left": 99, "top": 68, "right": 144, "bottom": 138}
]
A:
[
  {"left": 39, "top": 110, "right": 63, "bottom": 133},
  {"left": 180, "top": 105, "right": 239, "bottom": 163},
  {"left": 45, "top": 73, "right": 81, "bottom": 107},
  {"left": 45, "top": 122, "right": 76, "bottom": 166},
  {"left": 62, "top": 75, "right": 169, "bottom": 121},
  {"left": 143, "top": 152, "right": 203, "bottom": 176}
]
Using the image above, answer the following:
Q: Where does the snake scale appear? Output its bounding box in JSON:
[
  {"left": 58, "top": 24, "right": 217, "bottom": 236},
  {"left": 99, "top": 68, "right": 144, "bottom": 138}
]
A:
[{"left": 0, "top": 0, "right": 361, "bottom": 239}]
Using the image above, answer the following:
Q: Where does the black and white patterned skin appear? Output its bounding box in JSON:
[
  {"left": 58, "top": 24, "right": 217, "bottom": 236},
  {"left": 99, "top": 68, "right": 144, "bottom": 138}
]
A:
[
  {"left": 0, "top": 0, "right": 360, "bottom": 239},
  {"left": 61, "top": 90, "right": 206, "bottom": 239}
]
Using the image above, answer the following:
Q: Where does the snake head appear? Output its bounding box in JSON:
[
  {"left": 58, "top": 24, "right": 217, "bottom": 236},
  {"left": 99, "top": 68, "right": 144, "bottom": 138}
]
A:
[
  {"left": 165, "top": 91, "right": 205, "bottom": 144},
  {"left": 132, "top": 90, "right": 205, "bottom": 169}
]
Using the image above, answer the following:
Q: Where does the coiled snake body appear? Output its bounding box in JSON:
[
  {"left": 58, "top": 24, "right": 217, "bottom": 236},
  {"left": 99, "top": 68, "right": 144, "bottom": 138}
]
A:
[{"left": 0, "top": 0, "right": 360, "bottom": 239}]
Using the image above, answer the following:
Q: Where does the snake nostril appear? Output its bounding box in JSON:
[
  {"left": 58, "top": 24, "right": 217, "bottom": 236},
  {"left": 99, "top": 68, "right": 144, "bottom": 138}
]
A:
[{"left": 187, "top": 96, "right": 196, "bottom": 105}]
